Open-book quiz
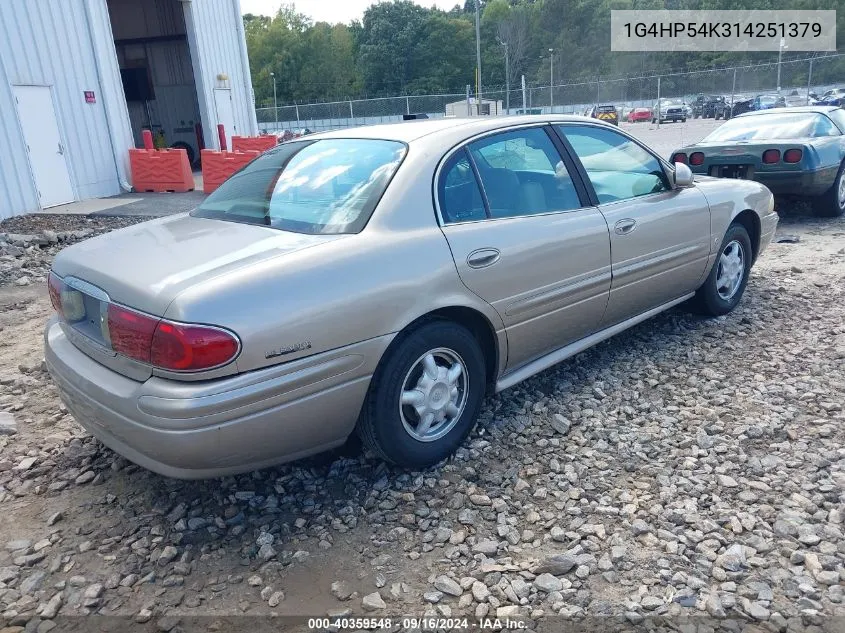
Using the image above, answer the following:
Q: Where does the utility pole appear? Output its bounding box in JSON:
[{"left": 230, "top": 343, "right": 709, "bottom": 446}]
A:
[
  {"left": 549, "top": 48, "right": 554, "bottom": 110},
  {"left": 776, "top": 38, "right": 787, "bottom": 94},
  {"left": 270, "top": 72, "right": 278, "bottom": 130},
  {"left": 474, "top": 0, "right": 482, "bottom": 112},
  {"left": 501, "top": 41, "right": 510, "bottom": 114}
]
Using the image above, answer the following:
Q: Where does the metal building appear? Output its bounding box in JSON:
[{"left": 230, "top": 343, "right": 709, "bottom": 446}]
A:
[{"left": 0, "top": 0, "right": 257, "bottom": 219}]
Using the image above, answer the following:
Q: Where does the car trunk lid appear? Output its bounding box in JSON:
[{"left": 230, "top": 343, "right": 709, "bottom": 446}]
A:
[{"left": 51, "top": 213, "right": 347, "bottom": 380}]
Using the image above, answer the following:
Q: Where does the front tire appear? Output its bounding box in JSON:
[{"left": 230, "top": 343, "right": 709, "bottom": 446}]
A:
[
  {"left": 813, "top": 160, "right": 845, "bottom": 218},
  {"left": 691, "top": 223, "right": 753, "bottom": 316},
  {"left": 356, "top": 320, "right": 486, "bottom": 468}
]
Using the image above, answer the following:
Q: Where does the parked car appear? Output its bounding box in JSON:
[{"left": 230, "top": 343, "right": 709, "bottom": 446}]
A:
[
  {"left": 653, "top": 99, "right": 687, "bottom": 123},
  {"left": 692, "top": 95, "right": 729, "bottom": 120},
  {"left": 586, "top": 104, "right": 619, "bottom": 125},
  {"left": 731, "top": 94, "right": 786, "bottom": 118},
  {"left": 627, "top": 107, "right": 652, "bottom": 123},
  {"left": 671, "top": 106, "right": 845, "bottom": 217},
  {"left": 45, "top": 116, "right": 778, "bottom": 478},
  {"left": 815, "top": 88, "right": 845, "bottom": 107}
]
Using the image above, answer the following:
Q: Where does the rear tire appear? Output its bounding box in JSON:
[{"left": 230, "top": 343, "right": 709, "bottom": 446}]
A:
[
  {"left": 691, "top": 223, "right": 752, "bottom": 317},
  {"left": 356, "top": 320, "right": 486, "bottom": 468},
  {"left": 812, "top": 160, "right": 845, "bottom": 218}
]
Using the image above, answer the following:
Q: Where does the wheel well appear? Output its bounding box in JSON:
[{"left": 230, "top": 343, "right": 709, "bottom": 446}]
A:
[
  {"left": 732, "top": 209, "right": 761, "bottom": 263},
  {"left": 409, "top": 307, "right": 499, "bottom": 392}
]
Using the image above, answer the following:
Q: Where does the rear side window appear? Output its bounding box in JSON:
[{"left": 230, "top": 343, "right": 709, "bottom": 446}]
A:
[
  {"left": 193, "top": 139, "right": 406, "bottom": 234},
  {"left": 829, "top": 109, "right": 845, "bottom": 133},
  {"left": 467, "top": 127, "right": 582, "bottom": 218},
  {"left": 439, "top": 150, "right": 486, "bottom": 223}
]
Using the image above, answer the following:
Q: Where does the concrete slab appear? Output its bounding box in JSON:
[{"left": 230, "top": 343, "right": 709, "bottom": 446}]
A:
[
  {"left": 92, "top": 190, "right": 207, "bottom": 218},
  {"left": 37, "top": 197, "right": 142, "bottom": 216}
]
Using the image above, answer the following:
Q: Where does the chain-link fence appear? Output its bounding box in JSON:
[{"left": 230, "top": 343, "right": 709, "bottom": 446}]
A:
[{"left": 256, "top": 53, "right": 845, "bottom": 133}]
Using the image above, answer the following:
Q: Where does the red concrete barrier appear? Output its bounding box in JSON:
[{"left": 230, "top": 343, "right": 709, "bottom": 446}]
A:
[
  {"left": 129, "top": 148, "right": 194, "bottom": 193},
  {"left": 201, "top": 149, "right": 260, "bottom": 193},
  {"left": 231, "top": 135, "right": 278, "bottom": 153}
]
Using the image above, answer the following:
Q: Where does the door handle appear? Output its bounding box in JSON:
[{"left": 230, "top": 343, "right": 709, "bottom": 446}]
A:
[
  {"left": 614, "top": 218, "right": 637, "bottom": 235},
  {"left": 467, "top": 248, "right": 500, "bottom": 268},
  {"left": 57, "top": 143, "right": 64, "bottom": 156}
]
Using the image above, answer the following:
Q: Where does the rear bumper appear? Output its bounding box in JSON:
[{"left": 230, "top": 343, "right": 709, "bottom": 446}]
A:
[
  {"left": 45, "top": 318, "right": 390, "bottom": 479},
  {"left": 691, "top": 165, "right": 838, "bottom": 197},
  {"left": 753, "top": 166, "right": 838, "bottom": 196}
]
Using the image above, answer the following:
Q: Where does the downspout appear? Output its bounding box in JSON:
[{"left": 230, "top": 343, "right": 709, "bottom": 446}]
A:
[
  {"left": 232, "top": 0, "right": 258, "bottom": 135},
  {"left": 82, "top": 0, "right": 132, "bottom": 192}
]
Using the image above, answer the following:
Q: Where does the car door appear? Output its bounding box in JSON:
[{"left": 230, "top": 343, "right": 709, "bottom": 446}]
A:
[
  {"left": 555, "top": 123, "right": 711, "bottom": 329},
  {"left": 437, "top": 125, "right": 611, "bottom": 371}
]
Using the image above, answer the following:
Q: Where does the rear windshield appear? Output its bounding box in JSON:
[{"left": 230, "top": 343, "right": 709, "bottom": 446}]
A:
[
  {"left": 597, "top": 106, "right": 616, "bottom": 112},
  {"left": 192, "top": 138, "right": 406, "bottom": 234},
  {"left": 704, "top": 112, "right": 838, "bottom": 141}
]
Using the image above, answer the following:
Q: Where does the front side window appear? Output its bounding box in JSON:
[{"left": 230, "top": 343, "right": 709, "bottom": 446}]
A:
[
  {"left": 465, "top": 127, "right": 582, "bottom": 219},
  {"left": 558, "top": 125, "right": 669, "bottom": 204},
  {"left": 193, "top": 139, "right": 406, "bottom": 234}
]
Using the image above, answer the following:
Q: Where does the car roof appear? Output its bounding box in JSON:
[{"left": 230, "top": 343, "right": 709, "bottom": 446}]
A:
[
  {"left": 736, "top": 105, "right": 842, "bottom": 118},
  {"left": 302, "top": 115, "right": 603, "bottom": 143}
]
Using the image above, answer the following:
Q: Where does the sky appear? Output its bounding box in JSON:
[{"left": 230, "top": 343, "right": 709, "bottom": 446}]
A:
[{"left": 241, "top": 0, "right": 461, "bottom": 25}]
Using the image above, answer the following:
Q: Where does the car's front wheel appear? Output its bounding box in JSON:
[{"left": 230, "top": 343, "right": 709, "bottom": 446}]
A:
[
  {"left": 357, "top": 320, "right": 486, "bottom": 468},
  {"left": 691, "top": 223, "right": 753, "bottom": 316},
  {"left": 813, "top": 160, "right": 845, "bottom": 218}
]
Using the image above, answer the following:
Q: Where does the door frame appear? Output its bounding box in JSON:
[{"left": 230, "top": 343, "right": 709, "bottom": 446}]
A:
[
  {"left": 11, "top": 83, "right": 77, "bottom": 209},
  {"left": 213, "top": 88, "right": 235, "bottom": 150},
  {"left": 548, "top": 121, "right": 679, "bottom": 208}
]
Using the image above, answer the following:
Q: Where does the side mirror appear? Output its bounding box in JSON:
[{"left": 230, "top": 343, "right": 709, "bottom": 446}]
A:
[{"left": 674, "top": 162, "right": 694, "bottom": 187}]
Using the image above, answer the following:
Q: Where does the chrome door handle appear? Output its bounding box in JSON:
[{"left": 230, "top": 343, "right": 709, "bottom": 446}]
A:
[
  {"left": 467, "top": 248, "right": 500, "bottom": 268},
  {"left": 614, "top": 218, "right": 637, "bottom": 235}
]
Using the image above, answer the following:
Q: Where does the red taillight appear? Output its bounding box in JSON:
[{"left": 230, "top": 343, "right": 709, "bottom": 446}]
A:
[
  {"left": 107, "top": 304, "right": 158, "bottom": 363},
  {"left": 783, "top": 149, "right": 803, "bottom": 163},
  {"left": 762, "top": 149, "right": 781, "bottom": 164},
  {"left": 689, "top": 152, "right": 705, "bottom": 166},
  {"left": 151, "top": 322, "right": 239, "bottom": 371},
  {"left": 672, "top": 153, "right": 688, "bottom": 164},
  {"left": 48, "top": 273, "right": 64, "bottom": 316}
]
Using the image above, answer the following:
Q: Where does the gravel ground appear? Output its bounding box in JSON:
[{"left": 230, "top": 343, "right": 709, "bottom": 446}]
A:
[{"left": 0, "top": 135, "right": 843, "bottom": 631}]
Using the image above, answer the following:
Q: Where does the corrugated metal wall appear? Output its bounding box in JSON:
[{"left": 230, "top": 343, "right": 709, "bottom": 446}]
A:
[
  {"left": 0, "top": 0, "right": 123, "bottom": 218},
  {"left": 184, "top": 0, "right": 257, "bottom": 149},
  {"left": 0, "top": 0, "right": 256, "bottom": 219}
]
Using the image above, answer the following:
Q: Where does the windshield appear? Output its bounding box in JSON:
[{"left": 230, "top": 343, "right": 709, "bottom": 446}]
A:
[
  {"left": 193, "top": 139, "right": 406, "bottom": 234},
  {"left": 703, "top": 113, "right": 836, "bottom": 141}
]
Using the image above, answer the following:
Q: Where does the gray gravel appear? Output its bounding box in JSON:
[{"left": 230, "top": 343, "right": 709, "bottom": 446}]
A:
[{"left": 0, "top": 200, "right": 843, "bottom": 631}]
